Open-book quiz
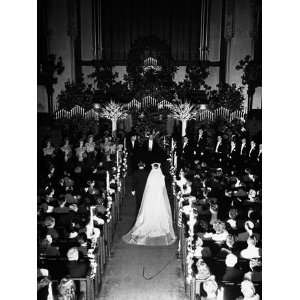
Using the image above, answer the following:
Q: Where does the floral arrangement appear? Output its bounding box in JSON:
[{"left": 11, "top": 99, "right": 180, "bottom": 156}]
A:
[
  {"left": 100, "top": 101, "right": 128, "bottom": 134},
  {"left": 170, "top": 101, "right": 198, "bottom": 136}
]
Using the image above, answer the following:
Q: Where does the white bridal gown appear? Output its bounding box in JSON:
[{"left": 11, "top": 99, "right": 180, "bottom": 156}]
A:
[{"left": 123, "top": 164, "right": 177, "bottom": 246}]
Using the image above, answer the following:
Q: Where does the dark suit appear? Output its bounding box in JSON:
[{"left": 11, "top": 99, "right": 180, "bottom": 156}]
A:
[
  {"left": 143, "top": 139, "right": 161, "bottom": 167},
  {"left": 66, "top": 260, "right": 89, "bottom": 278},
  {"left": 222, "top": 267, "right": 244, "bottom": 282},
  {"left": 227, "top": 146, "right": 239, "bottom": 163},
  {"left": 248, "top": 146, "right": 258, "bottom": 164},
  {"left": 132, "top": 168, "right": 149, "bottom": 217},
  {"left": 127, "top": 140, "right": 140, "bottom": 173},
  {"left": 214, "top": 141, "right": 226, "bottom": 167},
  {"left": 194, "top": 134, "right": 207, "bottom": 159}
]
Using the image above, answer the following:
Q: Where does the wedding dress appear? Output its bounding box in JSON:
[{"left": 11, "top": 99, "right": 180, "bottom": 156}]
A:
[{"left": 123, "top": 163, "right": 177, "bottom": 246}]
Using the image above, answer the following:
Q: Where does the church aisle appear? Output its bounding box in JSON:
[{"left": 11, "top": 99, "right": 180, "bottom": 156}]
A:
[{"left": 98, "top": 177, "right": 188, "bottom": 300}]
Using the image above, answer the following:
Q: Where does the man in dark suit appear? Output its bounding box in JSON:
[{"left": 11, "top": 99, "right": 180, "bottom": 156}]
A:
[
  {"left": 222, "top": 253, "right": 244, "bottom": 282},
  {"left": 177, "top": 136, "right": 194, "bottom": 170},
  {"left": 143, "top": 134, "right": 161, "bottom": 167},
  {"left": 66, "top": 247, "right": 89, "bottom": 278},
  {"left": 214, "top": 135, "right": 226, "bottom": 167},
  {"left": 227, "top": 140, "right": 239, "bottom": 164},
  {"left": 248, "top": 139, "right": 258, "bottom": 165},
  {"left": 127, "top": 133, "right": 140, "bottom": 174},
  {"left": 194, "top": 128, "right": 207, "bottom": 162},
  {"left": 238, "top": 137, "right": 248, "bottom": 166},
  {"left": 131, "top": 161, "right": 149, "bottom": 217}
]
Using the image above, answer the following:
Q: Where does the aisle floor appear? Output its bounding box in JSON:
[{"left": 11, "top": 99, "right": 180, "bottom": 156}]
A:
[{"left": 98, "top": 177, "right": 188, "bottom": 300}]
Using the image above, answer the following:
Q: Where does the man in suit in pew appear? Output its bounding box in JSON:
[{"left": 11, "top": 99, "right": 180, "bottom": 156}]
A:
[
  {"left": 131, "top": 161, "right": 149, "bottom": 217},
  {"left": 66, "top": 247, "right": 89, "bottom": 278},
  {"left": 222, "top": 253, "right": 244, "bottom": 282}
]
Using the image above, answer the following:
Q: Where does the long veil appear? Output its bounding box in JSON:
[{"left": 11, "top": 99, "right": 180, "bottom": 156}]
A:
[{"left": 123, "top": 166, "right": 176, "bottom": 246}]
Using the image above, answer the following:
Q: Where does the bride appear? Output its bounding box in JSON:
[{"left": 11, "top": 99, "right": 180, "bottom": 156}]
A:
[{"left": 123, "top": 163, "right": 177, "bottom": 246}]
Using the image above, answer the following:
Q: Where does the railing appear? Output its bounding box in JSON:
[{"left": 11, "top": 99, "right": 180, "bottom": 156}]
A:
[{"left": 53, "top": 101, "right": 247, "bottom": 123}]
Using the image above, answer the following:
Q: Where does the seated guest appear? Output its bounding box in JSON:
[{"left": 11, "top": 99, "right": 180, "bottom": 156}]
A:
[
  {"left": 201, "top": 276, "right": 219, "bottom": 300},
  {"left": 244, "top": 259, "right": 262, "bottom": 282},
  {"left": 43, "top": 140, "right": 56, "bottom": 158},
  {"left": 204, "top": 220, "right": 229, "bottom": 243},
  {"left": 222, "top": 254, "right": 244, "bottom": 282},
  {"left": 57, "top": 277, "right": 76, "bottom": 299},
  {"left": 37, "top": 269, "right": 54, "bottom": 300},
  {"left": 77, "top": 232, "right": 88, "bottom": 256},
  {"left": 195, "top": 260, "right": 211, "bottom": 280},
  {"left": 236, "top": 280, "right": 260, "bottom": 300},
  {"left": 209, "top": 203, "right": 219, "bottom": 226},
  {"left": 85, "top": 179, "right": 99, "bottom": 195},
  {"left": 66, "top": 247, "right": 89, "bottom": 278},
  {"left": 44, "top": 216, "right": 59, "bottom": 240},
  {"left": 53, "top": 196, "right": 70, "bottom": 214},
  {"left": 247, "top": 189, "right": 258, "bottom": 202},
  {"left": 219, "top": 234, "right": 239, "bottom": 257},
  {"left": 175, "top": 169, "right": 188, "bottom": 192},
  {"left": 194, "top": 237, "right": 212, "bottom": 258},
  {"left": 240, "top": 236, "right": 261, "bottom": 260},
  {"left": 40, "top": 234, "right": 60, "bottom": 257},
  {"left": 226, "top": 208, "right": 239, "bottom": 232},
  {"left": 238, "top": 221, "right": 260, "bottom": 242}
]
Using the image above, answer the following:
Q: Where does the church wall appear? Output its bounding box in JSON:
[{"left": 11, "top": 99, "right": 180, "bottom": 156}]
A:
[
  {"left": 47, "top": 0, "right": 75, "bottom": 108},
  {"left": 37, "top": 85, "right": 48, "bottom": 113},
  {"left": 44, "top": 0, "right": 258, "bottom": 110},
  {"left": 80, "top": 0, "right": 94, "bottom": 61},
  {"left": 227, "top": 0, "right": 254, "bottom": 109}
]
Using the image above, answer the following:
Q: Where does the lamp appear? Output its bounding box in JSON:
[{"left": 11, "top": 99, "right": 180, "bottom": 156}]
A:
[{"left": 93, "top": 103, "right": 101, "bottom": 110}]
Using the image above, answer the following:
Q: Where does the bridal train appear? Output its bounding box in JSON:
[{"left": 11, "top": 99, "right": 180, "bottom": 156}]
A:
[{"left": 122, "top": 163, "right": 177, "bottom": 246}]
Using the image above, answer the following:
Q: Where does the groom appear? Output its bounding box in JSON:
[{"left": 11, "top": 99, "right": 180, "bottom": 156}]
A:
[{"left": 131, "top": 161, "right": 149, "bottom": 217}]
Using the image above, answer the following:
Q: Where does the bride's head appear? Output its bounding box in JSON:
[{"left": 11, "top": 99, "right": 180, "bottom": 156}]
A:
[{"left": 152, "top": 163, "right": 160, "bottom": 169}]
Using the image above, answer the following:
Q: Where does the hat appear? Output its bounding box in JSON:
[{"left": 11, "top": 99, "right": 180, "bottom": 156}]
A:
[
  {"left": 245, "top": 220, "right": 254, "bottom": 230},
  {"left": 37, "top": 268, "right": 49, "bottom": 278},
  {"left": 225, "top": 254, "right": 238, "bottom": 267},
  {"left": 44, "top": 216, "right": 55, "bottom": 228},
  {"left": 67, "top": 247, "right": 79, "bottom": 261}
]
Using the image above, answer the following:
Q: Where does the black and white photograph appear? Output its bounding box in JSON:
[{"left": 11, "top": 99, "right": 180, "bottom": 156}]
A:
[
  {"left": 3, "top": 0, "right": 300, "bottom": 299},
  {"left": 36, "top": 0, "right": 263, "bottom": 299}
]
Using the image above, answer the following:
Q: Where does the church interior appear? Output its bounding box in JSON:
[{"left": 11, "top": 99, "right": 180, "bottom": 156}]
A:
[{"left": 37, "top": 1, "right": 263, "bottom": 299}]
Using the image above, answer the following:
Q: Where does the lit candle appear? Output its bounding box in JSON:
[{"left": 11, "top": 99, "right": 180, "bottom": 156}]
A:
[
  {"left": 116, "top": 149, "right": 119, "bottom": 167},
  {"left": 106, "top": 171, "right": 110, "bottom": 191},
  {"left": 90, "top": 206, "right": 94, "bottom": 230}
]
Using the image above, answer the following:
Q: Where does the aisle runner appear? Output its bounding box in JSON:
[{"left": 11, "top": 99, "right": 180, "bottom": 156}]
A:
[{"left": 98, "top": 177, "right": 187, "bottom": 300}]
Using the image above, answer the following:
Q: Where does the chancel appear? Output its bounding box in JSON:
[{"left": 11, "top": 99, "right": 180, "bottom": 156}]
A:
[{"left": 37, "top": 0, "right": 262, "bottom": 299}]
